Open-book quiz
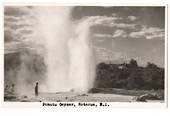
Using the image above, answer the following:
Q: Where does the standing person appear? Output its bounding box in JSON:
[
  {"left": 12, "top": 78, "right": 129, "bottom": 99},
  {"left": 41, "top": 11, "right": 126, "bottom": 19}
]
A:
[{"left": 35, "top": 82, "right": 38, "bottom": 96}]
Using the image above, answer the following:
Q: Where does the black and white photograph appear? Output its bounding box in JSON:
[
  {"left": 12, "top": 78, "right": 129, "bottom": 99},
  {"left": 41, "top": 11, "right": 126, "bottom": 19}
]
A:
[{"left": 3, "top": 5, "right": 166, "bottom": 104}]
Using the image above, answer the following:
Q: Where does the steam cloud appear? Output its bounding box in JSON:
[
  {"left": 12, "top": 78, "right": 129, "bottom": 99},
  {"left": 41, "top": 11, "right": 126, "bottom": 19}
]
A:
[{"left": 32, "top": 6, "right": 95, "bottom": 93}]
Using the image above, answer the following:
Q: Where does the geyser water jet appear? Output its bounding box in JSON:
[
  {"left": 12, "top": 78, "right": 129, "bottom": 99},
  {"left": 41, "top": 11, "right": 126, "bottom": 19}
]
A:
[{"left": 35, "top": 6, "right": 95, "bottom": 93}]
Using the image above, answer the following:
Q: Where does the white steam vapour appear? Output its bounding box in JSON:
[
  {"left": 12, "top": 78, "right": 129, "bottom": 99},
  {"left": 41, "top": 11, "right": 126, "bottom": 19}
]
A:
[{"left": 33, "top": 6, "right": 95, "bottom": 93}]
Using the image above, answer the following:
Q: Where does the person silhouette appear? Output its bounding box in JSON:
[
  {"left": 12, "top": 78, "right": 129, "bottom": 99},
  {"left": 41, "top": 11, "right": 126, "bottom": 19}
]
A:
[{"left": 35, "top": 82, "right": 38, "bottom": 96}]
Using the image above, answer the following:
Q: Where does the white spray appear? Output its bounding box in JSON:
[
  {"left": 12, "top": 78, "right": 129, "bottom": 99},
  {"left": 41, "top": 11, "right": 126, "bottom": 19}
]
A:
[{"left": 34, "top": 6, "right": 95, "bottom": 93}]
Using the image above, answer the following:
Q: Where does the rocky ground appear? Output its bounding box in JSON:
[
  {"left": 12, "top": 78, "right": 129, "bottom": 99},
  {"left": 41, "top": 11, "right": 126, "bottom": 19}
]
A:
[{"left": 4, "top": 91, "right": 164, "bottom": 103}]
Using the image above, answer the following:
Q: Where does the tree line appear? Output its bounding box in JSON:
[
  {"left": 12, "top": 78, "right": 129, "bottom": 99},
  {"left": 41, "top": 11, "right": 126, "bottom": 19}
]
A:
[{"left": 94, "top": 59, "right": 164, "bottom": 90}]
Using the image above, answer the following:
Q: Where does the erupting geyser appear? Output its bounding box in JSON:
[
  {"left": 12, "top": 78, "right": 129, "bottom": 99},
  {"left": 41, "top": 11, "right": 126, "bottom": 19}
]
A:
[{"left": 34, "top": 6, "right": 95, "bottom": 93}]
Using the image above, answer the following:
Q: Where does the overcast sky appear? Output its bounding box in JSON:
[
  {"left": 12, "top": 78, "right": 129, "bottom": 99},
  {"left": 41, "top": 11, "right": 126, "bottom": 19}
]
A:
[
  {"left": 4, "top": 6, "right": 165, "bottom": 67},
  {"left": 72, "top": 6, "right": 165, "bottom": 67}
]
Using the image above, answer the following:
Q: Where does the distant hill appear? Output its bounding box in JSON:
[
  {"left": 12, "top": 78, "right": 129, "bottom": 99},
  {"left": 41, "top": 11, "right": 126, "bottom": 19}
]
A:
[{"left": 4, "top": 50, "right": 46, "bottom": 87}]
